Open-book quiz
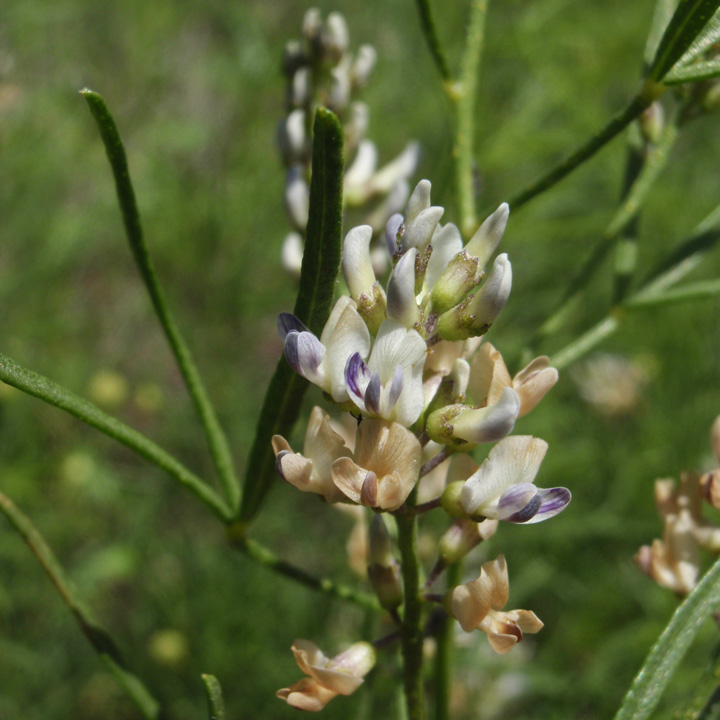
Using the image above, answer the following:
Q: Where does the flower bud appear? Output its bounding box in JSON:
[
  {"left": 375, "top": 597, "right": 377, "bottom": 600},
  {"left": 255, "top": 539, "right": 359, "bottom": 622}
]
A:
[
  {"left": 321, "top": 12, "right": 350, "bottom": 63},
  {"left": 329, "top": 63, "right": 351, "bottom": 111},
  {"left": 367, "top": 516, "right": 403, "bottom": 610},
  {"left": 352, "top": 44, "right": 377, "bottom": 87},
  {"left": 430, "top": 250, "right": 481, "bottom": 315},
  {"left": 436, "top": 254, "right": 512, "bottom": 341},
  {"left": 302, "top": 8, "right": 322, "bottom": 43},
  {"left": 282, "top": 40, "right": 306, "bottom": 78},
  {"left": 386, "top": 249, "right": 421, "bottom": 328},
  {"left": 440, "top": 481, "right": 467, "bottom": 518},
  {"left": 290, "top": 66, "right": 311, "bottom": 107},
  {"left": 438, "top": 518, "right": 498, "bottom": 564},
  {"left": 284, "top": 166, "right": 310, "bottom": 231},
  {"left": 425, "top": 358, "right": 470, "bottom": 415},
  {"left": 639, "top": 101, "right": 664, "bottom": 144},
  {"left": 277, "top": 109, "right": 306, "bottom": 165},
  {"left": 464, "top": 203, "right": 509, "bottom": 269}
]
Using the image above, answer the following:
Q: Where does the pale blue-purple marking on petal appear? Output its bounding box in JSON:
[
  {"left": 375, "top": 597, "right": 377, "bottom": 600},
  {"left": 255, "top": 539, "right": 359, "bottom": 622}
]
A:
[
  {"left": 277, "top": 313, "right": 309, "bottom": 340},
  {"left": 345, "top": 352, "right": 372, "bottom": 404},
  {"left": 275, "top": 450, "right": 290, "bottom": 480},
  {"left": 284, "top": 332, "right": 302, "bottom": 374},
  {"left": 296, "top": 332, "right": 326, "bottom": 378},
  {"left": 386, "top": 365, "right": 404, "bottom": 411},
  {"left": 385, "top": 213, "right": 403, "bottom": 255},
  {"left": 523, "top": 487, "right": 572, "bottom": 524},
  {"left": 498, "top": 483, "right": 542, "bottom": 523},
  {"left": 365, "top": 372, "right": 382, "bottom": 415}
]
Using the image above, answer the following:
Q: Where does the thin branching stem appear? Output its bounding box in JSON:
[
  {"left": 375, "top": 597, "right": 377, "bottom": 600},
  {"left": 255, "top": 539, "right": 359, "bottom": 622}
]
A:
[
  {"left": 508, "top": 92, "right": 655, "bottom": 211},
  {"left": 414, "top": 0, "right": 452, "bottom": 82},
  {"left": 434, "top": 563, "right": 461, "bottom": 720},
  {"left": 420, "top": 448, "right": 450, "bottom": 478},
  {"left": 0, "top": 491, "right": 162, "bottom": 720},
  {"left": 234, "top": 536, "right": 381, "bottom": 612},
  {"left": 452, "top": 0, "right": 488, "bottom": 238},
  {"left": 81, "top": 89, "right": 240, "bottom": 514},
  {"left": 396, "top": 493, "right": 425, "bottom": 720}
]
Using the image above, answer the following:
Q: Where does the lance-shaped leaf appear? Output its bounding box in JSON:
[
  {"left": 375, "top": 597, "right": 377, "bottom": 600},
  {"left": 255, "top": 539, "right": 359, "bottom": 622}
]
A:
[
  {"left": 613, "top": 556, "right": 720, "bottom": 720},
  {"left": 239, "top": 107, "right": 344, "bottom": 525},
  {"left": 664, "top": 57, "right": 720, "bottom": 83},
  {"left": 201, "top": 674, "right": 226, "bottom": 720},
  {"left": 0, "top": 491, "right": 161, "bottom": 720},
  {"left": 81, "top": 89, "right": 239, "bottom": 514},
  {"left": 0, "top": 352, "right": 231, "bottom": 521},
  {"left": 648, "top": 0, "right": 720, "bottom": 82}
]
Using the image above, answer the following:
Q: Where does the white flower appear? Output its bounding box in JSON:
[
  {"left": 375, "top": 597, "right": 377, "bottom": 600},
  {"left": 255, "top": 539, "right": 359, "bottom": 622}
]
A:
[
  {"left": 279, "top": 296, "right": 371, "bottom": 403},
  {"left": 331, "top": 418, "right": 422, "bottom": 511},
  {"left": 277, "top": 640, "right": 376, "bottom": 712},
  {"left": 446, "top": 555, "right": 543, "bottom": 654},
  {"left": 272, "top": 406, "right": 351, "bottom": 503},
  {"left": 460, "top": 436, "right": 571, "bottom": 523},
  {"left": 344, "top": 319, "right": 427, "bottom": 426}
]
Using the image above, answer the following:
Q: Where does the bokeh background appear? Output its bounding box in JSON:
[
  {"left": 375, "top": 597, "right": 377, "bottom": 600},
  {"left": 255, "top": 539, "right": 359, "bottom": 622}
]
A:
[{"left": 2, "top": 0, "right": 720, "bottom": 718}]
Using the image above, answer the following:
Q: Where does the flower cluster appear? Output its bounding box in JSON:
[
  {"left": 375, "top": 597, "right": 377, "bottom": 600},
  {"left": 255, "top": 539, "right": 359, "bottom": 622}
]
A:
[
  {"left": 274, "top": 179, "right": 571, "bottom": 710},
  {"left": 278, "top": 8, "right": 419, "bottom": 275},
  {"left": 635, "top": 415, "right": 720, "bottom": 595}
]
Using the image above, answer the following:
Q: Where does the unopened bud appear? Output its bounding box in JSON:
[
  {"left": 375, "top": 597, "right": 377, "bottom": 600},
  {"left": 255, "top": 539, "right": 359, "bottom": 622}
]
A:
[
  {"left": 284, "top": 166, "right": 309, "bottom": 231},
  {"left": 322, "top": 12, "right": 350, "bottom": 63},
  {"left": 440, "top": 481, "right": 467, "bottom": 517},
  {"left": 291, "top": 67, "right": 311, "bottom": 107},
  {"left": 430, "top": 250, "right": 481, "bottom": 315},
  {"left": 387, "top": 249, "right": 421, "bottom": 328},
  {"left": 639, "top": 101, "right": 664, "bottom": 144},
  {"left": 302, "top": 8, "right": 322, "bottom": 44},
  {"left": 464, "top": 203, "right": 509, "bottom": 270},
  {"left": 328, "top": 63, "right": 351, "bottom": 111},
  {"left": 282, "top": 40, "right": 306, "bottom": 78},
  {"left": 438, "top": 518, "right": 498, "bottom": 564},
  {"left": 368, "top": 516, "right": 403, "bottom": 610},
  {"left": 436, "top": 254, "right": 512, "bottom": 341},
  {"left": 277, "top": 109, "right": 307, "bottom": 165},
  {"left": 352, "top": 44, "right": 377, "bottom": 87},
  {"left": 426, "top": 404, "right": 472, "bottom": 448}
]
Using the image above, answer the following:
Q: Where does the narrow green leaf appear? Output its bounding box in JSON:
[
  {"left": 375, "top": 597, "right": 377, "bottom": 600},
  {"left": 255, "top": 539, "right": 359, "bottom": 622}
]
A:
[
  {"left": 0, "top": 352, "right": 231, "bottom": 521},
  {"left": 625, "top": 279, "right": 720, "bottom": 308},
  {"left": 665, "top": 57, "right": 720, "bottom": 83},
  {"left": 0, "top": 491, "right": 161, "bottom": 720},
  {"left": 80, "top": 89, "right": 240, "bottom": 513},
  {"left": 675, "top": 9, "right": 720, "bottom": 66},
  {"left": 239, "top": 107, "right": 344, "bottom": 525},
  {"left": 201, "top": 674, "right": 226, "bottom": 720},
  {"left": 613, "top": 556, "right": 720, "bottom": 720},
  {"left": 414, "top": 0, "right": 452, "bottom": 82},
  {"left": 649, "top": 0, "right": 720, "bottom": 81},
  {"left": 644, "top": 0, "right": 679, "bottom": 68}
]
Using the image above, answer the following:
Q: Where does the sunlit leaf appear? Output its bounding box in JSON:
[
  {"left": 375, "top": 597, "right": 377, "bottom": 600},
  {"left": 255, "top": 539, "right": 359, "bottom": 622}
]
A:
[
  {"left": 201, "top": 674, "right": 226, "bottom": 720},
  {"left": 613, "top": 557, "right": 720, "bottom": 720}
]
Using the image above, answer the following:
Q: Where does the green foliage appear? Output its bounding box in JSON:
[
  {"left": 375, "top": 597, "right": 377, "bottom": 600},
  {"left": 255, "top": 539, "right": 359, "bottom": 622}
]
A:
[
  {"left": 1, "top": 0, "right": 720, "bottom": 719},
  {"left": 239, "top": 107, "right": 344, "bottom": 524}
]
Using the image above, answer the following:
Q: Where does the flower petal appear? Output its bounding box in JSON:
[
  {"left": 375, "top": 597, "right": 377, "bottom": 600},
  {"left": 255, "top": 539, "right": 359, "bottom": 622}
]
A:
[
  {"left": 278, "top": 313, "right": 309, "bottom": 340},
  {"left": 276, "top": 678, "right": 338, "bottom": 711},
  {"left": 386, "top": 249, "right": 420, "bottom": 327},
  {"left": 452, "top": 387, "right": 520, "bottom": 445},
  {"left": 497, "top": 484, "right": 542, "bottom": 523},
  {"left": 425, "top": 223, "right": 463, "bottom": 291},
  {"left": 460, "top": 434, "right": 547, "bottom": 515},
  {"left": 342, "top": 225, "right": 376, "bottom": 301},
  {"left": 385, "top": 213, "right": 403, "bottom": 256},
  {"left": 345, "top": 352, "right": 372, "bottom": 412},
  {"left": 402, "top": 206, "right": 444, "bottom": 252},
  {"left": 464, "top": 202, "right": 509, "bottom": 269},
  {"left": 523, "top": 487, "right": 571, "bottom": 524},
  {"left": 404, "top": 179, "right": 431, "bottom": 225}
]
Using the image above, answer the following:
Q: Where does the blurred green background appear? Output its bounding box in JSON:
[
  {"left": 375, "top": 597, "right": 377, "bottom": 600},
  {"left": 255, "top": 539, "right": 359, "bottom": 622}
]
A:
[{"left": 2, "top": 0, "right": 720, "bottom": 718}]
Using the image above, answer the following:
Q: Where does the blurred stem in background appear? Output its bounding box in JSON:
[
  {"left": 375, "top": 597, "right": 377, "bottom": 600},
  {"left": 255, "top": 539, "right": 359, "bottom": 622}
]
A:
[{"left": 0, "top": 491, "right": 162, "bottom": 720}]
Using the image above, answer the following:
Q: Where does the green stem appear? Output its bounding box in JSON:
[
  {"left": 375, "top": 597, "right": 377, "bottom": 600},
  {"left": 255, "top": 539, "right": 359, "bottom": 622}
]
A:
[
  {"left": 452, "top": 0, "right": 488, "bottom": 238},
  {"left": 508, "top": 93, "right": 653, "bottom": 211},
  {"left": 81, "top": 89, "right": 240, "bottom": 514},
  {"left": 0, "top": 491, "right": 162, "bottom": 720},
  {"left": 532, "top": 120, "right": 678, "bottom": 347},
  {"left": 201, "top": 674, "right": 226, "bottom": 720},
  {"left": 434, "top": 563, "right": 460, "bottom": 720},
  {"left": 550, "top": 315, "right": 619, "bottom": 370},
  {"left": 396, "top": 505, "right": 425, "bottom": 720},
  {"left": 625, "top": 279, "right": 720, "bottom": 308},
  {"left": 414, "top": 0, "right": 452, "bottom": 82},
  {"left": 234, "top": 536, "right": 380, "bottom": 612},
  {"left": 0, "top": 352, "right": 231, "bottom": 522}
]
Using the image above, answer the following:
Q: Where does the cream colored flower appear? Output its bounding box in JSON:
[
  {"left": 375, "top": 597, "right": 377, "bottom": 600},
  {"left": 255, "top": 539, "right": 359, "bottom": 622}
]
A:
[
  {"left": 468, "top": 342, "right": 558, "bottom": 418},
  {"left": 272, "top": 406, "right": 352, "bottom": 503},
  {"left": 332, "top": 418, "right": 422, "bottom": 511},
  {"left": 446, "top": 555, "right": 543, "bottom": 654},
  {"left": 277, "top": 640, "right": 376, "bottom": 712}
]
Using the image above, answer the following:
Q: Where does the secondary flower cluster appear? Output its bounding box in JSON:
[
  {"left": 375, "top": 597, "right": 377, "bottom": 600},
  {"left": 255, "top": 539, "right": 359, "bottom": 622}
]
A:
[
  {"left": 635, "top": 415, "right": 720, "bottom": 595},
  {"left": 274, "top": 179, "right": 572, "bottom": 710},
  {"left": 278, "top": 8, "right": 419, "bottom": 275}
]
